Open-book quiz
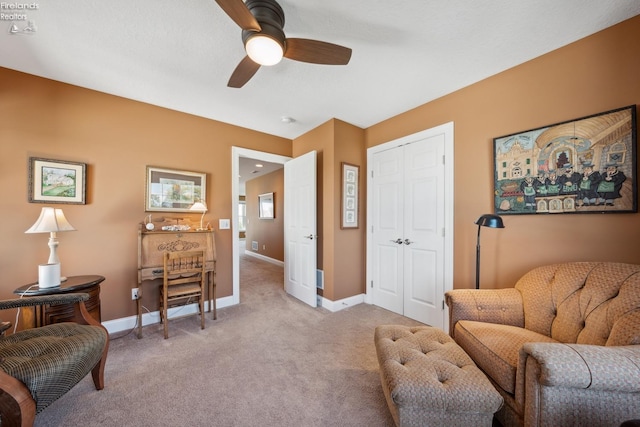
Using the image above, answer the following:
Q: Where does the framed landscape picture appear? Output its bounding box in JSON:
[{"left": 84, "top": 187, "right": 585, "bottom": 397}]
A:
[
  {"left": 145, "top": 166, "right": 206, "bottom": 212},
  {"left": 493, "top": 105, "right": 637, "bottom": 215},
  {"left": 28, "top": 157, "right": 86, "bottom": 204}
]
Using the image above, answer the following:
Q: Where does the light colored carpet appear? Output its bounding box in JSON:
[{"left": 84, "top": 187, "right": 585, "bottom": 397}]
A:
[{"left": 35, "top": 252, "right": 423, "bottom": 426}]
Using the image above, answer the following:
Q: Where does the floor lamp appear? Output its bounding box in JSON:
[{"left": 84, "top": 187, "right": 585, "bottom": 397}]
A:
[{"left": 475, "top": 214, "right": 504, "bottom": 289}]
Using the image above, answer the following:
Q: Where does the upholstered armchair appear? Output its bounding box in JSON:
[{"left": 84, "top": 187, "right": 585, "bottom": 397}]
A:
[
  {"left": 0, "top": 293, "right": 109, "bottom": 427},
  {"left": 446, "top": 262, "right": 640, "bottom": 427}
]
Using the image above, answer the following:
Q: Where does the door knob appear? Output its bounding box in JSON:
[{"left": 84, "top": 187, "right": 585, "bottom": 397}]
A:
[
  {"left": 303, "top": 234, "right": 317, "bottom": 240},
  {"left": 390, "top": 238, "right": 403, "bottom": 244},
  {"left": 404, "top": 239, "right": 414, "bottom": 245}
]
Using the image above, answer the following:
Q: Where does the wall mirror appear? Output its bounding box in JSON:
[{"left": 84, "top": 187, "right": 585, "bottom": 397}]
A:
[{"left": 258, "top": 192, "right": 274, "bottom": 219}]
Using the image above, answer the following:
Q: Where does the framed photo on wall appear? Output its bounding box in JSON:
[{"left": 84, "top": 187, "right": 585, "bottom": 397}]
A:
[
  {"left": 145, "top": 166, "right": 206, "bottom": 212},
  {"left": 258, "top": 192, "right": 275, "bottom": 219},
  {"left": 493, "top": 105, "right": 637, "bottom": 215},
  {"left": 28, "top": 157, "right": 86, "bottom": 204},
  {"left": 341, "top": 162, "right": 359, "bottom": 228}
]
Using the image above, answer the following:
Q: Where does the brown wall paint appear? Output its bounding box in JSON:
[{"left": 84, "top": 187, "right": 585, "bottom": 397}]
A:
[
  {"left": 245, "top": 169, "right": 285, "bottom": 261},
  {"left": 1, "top": 15, "right": 639, "bottom": 327},
  {"left": 366, "top": 16, "right": 640, "bottom": 289},
  {"left": 0, "top": 69, "right": 291, "bottom": 323},
  {"left": 332, "top": 120, "right": 366, "bottom": 301}
]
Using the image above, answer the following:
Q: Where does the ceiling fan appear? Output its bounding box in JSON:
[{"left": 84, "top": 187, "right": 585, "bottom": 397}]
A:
[{"left": 215, "top": 0, "right": 352, "bottom": 88}]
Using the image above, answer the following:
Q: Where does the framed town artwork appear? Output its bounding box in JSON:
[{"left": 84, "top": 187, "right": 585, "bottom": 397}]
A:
[{"left": 493, "top": 105, "right": 637, "bottom": 215}]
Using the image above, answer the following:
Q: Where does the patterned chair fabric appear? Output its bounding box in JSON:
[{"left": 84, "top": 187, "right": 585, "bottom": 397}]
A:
[
  {"left": 445, "top": 262, "right": 640, "bottom": 427},
  {"left": 375, "top": 325, "right": 503, "bottom": 427},
  {"left": 0, "top": 293, "right": 109, "bottom": 426}
]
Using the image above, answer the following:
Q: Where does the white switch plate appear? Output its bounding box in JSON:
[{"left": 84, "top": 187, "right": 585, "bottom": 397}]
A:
[{"left": 219, "top": 219, "right": 230, "bottom": 229}]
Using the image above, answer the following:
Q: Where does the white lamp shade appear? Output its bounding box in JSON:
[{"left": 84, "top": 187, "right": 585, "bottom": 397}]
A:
[
  {"left": 245, "top": 35, "right": 283, "bottom": 66},
  {"left": 25, "top": 207, "right": 76, "bottom": 233},
  {"left": 190, "top": 201, "right": 208, "bottom": 212}
]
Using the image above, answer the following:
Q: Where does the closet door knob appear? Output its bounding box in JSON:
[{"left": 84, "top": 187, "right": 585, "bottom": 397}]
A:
[
  {"left": 390, "top": 238, "right": 403, "bottom": 244},
  {"left": 404, "top": 239, "right": 414, "bottom": 245}
]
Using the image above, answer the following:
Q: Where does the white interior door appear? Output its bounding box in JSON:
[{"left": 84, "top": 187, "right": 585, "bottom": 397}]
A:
[
  {"left": 369, "top": 125, "right": 450, "bottom": 328},
  {"left": 371, "top": 148, "right": 404, "bottom": 314},
  {"left": 284, "top": 150, "right": 317, "bottom": 307},
  {"left": 402, "top": 134, "right": 446, "bottom": 326}
]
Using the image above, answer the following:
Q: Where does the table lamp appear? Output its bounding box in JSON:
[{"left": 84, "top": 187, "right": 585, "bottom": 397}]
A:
[
  {"left": 474, "top": 213, "right": 504, "bottom": 289},
  {"left": 25, "top": 207, "right": 76, "bottom": 287},
  {"left": 190, "top": 200, "right": 207, "bottom": 230}
]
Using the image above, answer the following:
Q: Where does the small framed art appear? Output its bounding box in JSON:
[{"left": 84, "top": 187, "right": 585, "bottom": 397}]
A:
[
  {"left": 341, "top": 162, "right": 359, "bottom": 228},
  {"left": 28, "top": 157, "right": 86, "bottom": 204}
]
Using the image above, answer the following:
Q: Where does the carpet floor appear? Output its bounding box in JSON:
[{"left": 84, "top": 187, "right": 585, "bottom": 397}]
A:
[{"left": 34, "top": 251, "right": 424, "bottom": 426}]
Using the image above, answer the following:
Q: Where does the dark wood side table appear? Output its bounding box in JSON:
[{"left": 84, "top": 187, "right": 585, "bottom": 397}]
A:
[{"left": 13, "top": 275, "right": 104, "bottom": 328}]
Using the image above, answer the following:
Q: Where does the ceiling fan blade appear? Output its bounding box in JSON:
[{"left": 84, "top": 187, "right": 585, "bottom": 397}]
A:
[
  {"left": 228, "top": 56, "right": 261, "bottom": 88},
  {"left": 214, "top": 0, "right": 261, "bottom": 32},
  {"left": 284, "top": 38, "right": 352, "bottom": 65}
]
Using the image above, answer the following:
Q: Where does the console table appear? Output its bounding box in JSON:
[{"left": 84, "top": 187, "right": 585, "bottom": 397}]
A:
[
  {"left": 13, "top": 275, "right": 104, "bottom": 328},
  {"left": 137, "top": 228, "right": 217, "bottom": 338}
]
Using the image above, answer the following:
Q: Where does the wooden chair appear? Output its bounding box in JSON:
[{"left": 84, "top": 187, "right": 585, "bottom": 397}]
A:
[
  {"left": 160, "top": 250, "right": 206, "bottom": 339},
  {"left": 0, "top": 293, "right": 108, "bottom": 427}
]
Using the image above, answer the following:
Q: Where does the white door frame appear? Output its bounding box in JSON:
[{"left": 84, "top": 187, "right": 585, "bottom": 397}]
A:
[
  {"left": 231, "top": 147, "right": 291, "bottom": 305},
  {"left": 365, "top": 122, "right": 454, "bottom": 332}
]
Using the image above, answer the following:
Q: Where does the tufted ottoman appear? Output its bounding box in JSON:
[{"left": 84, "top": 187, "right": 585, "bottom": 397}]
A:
[{"left": 374, "top": 325, "right": 503, "bottom": 427}]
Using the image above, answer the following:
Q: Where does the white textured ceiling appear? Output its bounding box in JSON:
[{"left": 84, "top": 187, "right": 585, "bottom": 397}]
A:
[{"left": 1, "top": 1, "right": 639, "bottom": 139}]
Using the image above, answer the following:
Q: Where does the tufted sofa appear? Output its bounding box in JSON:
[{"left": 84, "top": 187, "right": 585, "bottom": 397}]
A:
[{"left": 445, "top": 262, "right": 640, "bottom": 427}]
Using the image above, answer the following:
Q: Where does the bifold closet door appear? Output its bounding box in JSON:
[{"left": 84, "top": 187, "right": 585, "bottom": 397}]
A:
[{"left": 371, "top": 134, "right": 445, "bottom": 326}]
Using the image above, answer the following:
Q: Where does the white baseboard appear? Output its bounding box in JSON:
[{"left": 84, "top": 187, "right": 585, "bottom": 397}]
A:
[
  {"left": 102, "top": 293, "right": 366, "bottom": 334},
  {"left": 102, "top": 296, "right": 235, "bottom": 335},
  {"left": 242, "top": 250, "right": 284, "bottom": 267},
  {"left": 319, "top": 293, "right": 365, "bottom": 312}
]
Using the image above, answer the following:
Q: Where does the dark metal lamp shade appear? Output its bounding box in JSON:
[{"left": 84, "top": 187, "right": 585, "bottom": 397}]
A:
[
  {"left": 475, "top": 213, "right": 505, "bottom": 289},
  {"left": 475, "top": 214, "right": 505, "bottom": 229}
]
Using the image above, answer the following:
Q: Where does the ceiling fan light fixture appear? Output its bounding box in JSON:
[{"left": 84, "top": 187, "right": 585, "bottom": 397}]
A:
[{"left": 245, "top": 34, "right": 283, "bottom": 66}]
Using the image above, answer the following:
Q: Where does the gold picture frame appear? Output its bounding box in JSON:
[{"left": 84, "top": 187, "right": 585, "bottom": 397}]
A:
[{"left": 145, "top": 166, "right": 206, "bottom": 212}]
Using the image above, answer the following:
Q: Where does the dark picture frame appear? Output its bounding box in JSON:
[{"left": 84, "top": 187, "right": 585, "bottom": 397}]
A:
[
  {"left": 493, "top": 105, "right": 637, "bottom": 215},
  {"left": 341, "top": 162, "right": 359, "bottom": 228},
  {"left": 28, "top": 157, "right": 87, "bottom": 204},
  {"left": 145, "top": 166, "right": 206, "bottom": 212},
  {"left": 258, "top": 192, "right": 274, "bottom": 219}
]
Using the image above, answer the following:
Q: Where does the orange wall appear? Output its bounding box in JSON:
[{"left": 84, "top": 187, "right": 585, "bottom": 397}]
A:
[
  {"left": 366, "top": 16, "right": 640, "bottom": 289},
  {"left": 245, "top": 169, "right": 285, "bottom": 261},
  {"left": 332, "top": 120, "right": 366, "bottom": 300},
  {"left": 0, "top": 69, "right": 291, "bottom": 323}
]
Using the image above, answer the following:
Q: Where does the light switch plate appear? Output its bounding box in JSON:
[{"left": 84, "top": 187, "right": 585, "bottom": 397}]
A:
[{"left": 219, "top": 219, "right": 230, "bottom": 229}]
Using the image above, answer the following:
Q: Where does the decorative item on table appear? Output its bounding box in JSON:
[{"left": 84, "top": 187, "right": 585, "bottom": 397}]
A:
[
  {"left": 190, "top": 200, "right": 208, "bottom": 230},
  {"left": 25, "top": 207, "right": 76, "bottom": 287},
  {"left": 474, "top": 214, "right": 505, "bottom": 290},
  {"left": 161, "top": 225, "right": 191, "bottom": 231},
  {"left": 144, "top": 214, "right": 155, "bottom": 231}
]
